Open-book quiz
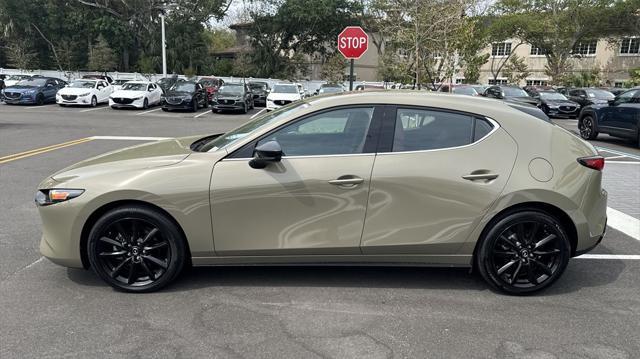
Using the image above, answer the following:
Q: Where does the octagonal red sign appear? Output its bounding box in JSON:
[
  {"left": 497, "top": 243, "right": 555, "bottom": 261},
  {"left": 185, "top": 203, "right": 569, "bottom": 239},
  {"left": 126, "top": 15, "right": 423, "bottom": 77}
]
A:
[{"left": 337, "top": 26, "right": 369, "bottom": 59}]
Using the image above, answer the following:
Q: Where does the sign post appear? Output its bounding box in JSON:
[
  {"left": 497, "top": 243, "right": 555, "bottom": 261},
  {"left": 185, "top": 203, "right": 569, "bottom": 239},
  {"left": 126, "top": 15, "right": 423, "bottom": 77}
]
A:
[{"left": 337, "top": 26, "right": 369, "bottom": 91}]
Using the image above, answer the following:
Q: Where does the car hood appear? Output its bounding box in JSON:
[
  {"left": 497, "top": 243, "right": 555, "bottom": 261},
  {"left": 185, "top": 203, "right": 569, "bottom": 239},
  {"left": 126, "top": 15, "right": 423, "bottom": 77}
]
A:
[
  {"left": 164, "top": 91, "right": 193, "bottom": 97},
  {"left": 58, "top": 87, "right": 95, "bottom": 95},
  {"left": 111, "top": 89, "right": 146, "bottom": 98},
  {"left": 508, "top": 96, "right": 538, "bottom": 105},
  {"left": 50, "top": 137, "right": 197, "bottom": 181},
  {"left": 267, "top": 93, "right": 301, "bottom": 101},
  {"left": 4, "top": 85, "right": 42, "bottom": 92},
  {"left": 215, "top": 94, "right": 243, "bottom": 100}
]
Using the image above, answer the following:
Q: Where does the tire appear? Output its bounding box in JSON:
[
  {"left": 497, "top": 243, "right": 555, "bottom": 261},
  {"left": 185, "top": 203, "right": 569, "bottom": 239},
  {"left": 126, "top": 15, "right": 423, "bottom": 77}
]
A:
[
  {"left": 191, "top": 99, "right": 198, "bottom": 112},
  {"left": 162, "top": 108, "right": 169, "bottom": 112},
  {"left": 476, "top": 210, "right": 571, "bottom": 295},
  {"left": 578, "top": 115, "right": 598, "bottom": 140},
  {"left": 242, "top": 103, "right": 247, "bottom": 114},
  {"left": 143, "top": 98, "right": 149, "bottom": 110},
  {"left": 91, "top": 96, "right": 97, "bottom": 107},
  {"left": 36, "top": 94, "right": 44, "bottom": 106},
  {"left": 87, "top": 205, "right": 187, "bottom": 293}
]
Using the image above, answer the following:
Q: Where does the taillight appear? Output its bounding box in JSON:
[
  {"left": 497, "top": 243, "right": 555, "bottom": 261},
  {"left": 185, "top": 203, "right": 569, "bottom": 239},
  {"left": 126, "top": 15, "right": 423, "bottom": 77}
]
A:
[{"left": 577, "top": 156, "right": 605, "bottom": 171}]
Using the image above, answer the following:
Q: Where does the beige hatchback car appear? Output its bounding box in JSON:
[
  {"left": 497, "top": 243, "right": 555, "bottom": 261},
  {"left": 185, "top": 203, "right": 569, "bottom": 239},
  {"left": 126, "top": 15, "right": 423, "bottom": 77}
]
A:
[{"left": 36, "top": 92, "right": 607, "bottom": 294}]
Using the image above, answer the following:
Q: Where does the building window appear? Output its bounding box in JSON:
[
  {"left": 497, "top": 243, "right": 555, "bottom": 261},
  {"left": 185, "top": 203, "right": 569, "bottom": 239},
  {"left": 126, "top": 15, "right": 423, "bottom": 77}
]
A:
[
  {"left": 491, "top": 42, "right": 512, "bottom": 57},
  {"left": 526, "top": 80, "right": 548, "bottom": 86},
  {"left": 620, "top": 38, "right": 640, "bottom": 54},
  {"left": 572, "top": 40, "right": 597, "bottom": 56},
  {"left": 530, "top": 46, "right": 547, "bottom": 56},
  {"left": 455, "top": 78, "right": 464, "bottom": 84},
  {"left": 488, "top": 79, "right": 508, "bottom": 85}
]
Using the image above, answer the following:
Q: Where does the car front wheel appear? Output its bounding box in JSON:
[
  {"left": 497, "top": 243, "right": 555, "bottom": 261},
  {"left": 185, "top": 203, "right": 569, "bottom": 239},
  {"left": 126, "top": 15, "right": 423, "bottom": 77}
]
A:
[
  {"left": 87, "top": 205, "right": 187, "bottom": 292},
  {"left": 579, "top": 115, "right": 598, "bottom": 140},
  {"left": 476, "top": 210, "right": 571, "bottom": 295}
]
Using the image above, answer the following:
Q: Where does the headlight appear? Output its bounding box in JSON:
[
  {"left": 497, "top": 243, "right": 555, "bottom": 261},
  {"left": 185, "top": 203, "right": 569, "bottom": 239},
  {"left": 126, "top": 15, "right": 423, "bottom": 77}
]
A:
[
  {"left": 35, "top": 189, "right": 84, "bottom": 206},
  {"left": 133, "top": 96, "right": 143, "bottom": 100},
  {"left": 25, "top": 90, "right": 36, "bottom": 94},
  {"left": 78, "top": 92, "right": 90, "bottom": 97}
]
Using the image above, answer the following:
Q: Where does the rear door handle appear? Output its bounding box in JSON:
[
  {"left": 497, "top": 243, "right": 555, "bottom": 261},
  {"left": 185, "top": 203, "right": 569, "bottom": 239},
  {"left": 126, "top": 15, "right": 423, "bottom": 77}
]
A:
[
  {"left": 328, "top": 176, "right": 364, "bottom": 186},
  {"left": 462, "top": 173, "right": 499, "bottom": 181}
]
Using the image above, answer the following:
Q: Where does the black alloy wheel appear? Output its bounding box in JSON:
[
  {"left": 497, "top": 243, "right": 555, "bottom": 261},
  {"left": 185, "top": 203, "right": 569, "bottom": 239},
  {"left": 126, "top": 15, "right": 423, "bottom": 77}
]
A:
[
  {"left": 36, "top": 94, "right": 45, "bottom": 106},
  {"left": 579, "top": 115, "right": 598, "bottom": 140},
  {"left": 91, "top": 96, "right": 97, "bottom": 107},
  {"left": 88, "top": 206, "right": 186, "bottom": 292},
  {"left": 477, "top": 211, "right": 571, "bottom": 295}
]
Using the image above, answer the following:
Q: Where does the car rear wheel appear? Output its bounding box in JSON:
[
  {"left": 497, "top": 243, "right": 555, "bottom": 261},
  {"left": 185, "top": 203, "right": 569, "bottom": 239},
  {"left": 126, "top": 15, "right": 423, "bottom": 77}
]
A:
[
  {"left": 476, "top": 211, "right": 571, "bottom": 295},
  {"left": 87, "top": 206, "right": 186, "bottom": 292},
  {"left": 579, "top": 115, "right": 598, "bottom": 140}
]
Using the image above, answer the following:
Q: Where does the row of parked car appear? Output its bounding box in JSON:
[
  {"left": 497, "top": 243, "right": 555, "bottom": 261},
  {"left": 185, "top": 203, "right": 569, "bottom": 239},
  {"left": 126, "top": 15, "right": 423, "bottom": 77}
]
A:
[{"left": 443, "top": 83, "right": 639, "bottom": 146}]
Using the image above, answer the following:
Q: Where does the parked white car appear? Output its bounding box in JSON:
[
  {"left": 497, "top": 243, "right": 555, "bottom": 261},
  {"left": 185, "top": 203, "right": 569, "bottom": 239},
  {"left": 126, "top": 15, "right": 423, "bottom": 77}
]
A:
[
  {"left": 109, "top": 81, "right": 163, "bottom": 109},
  {"left": 56, "top": 79, "right": 113, "bottom": 107},
  {"left": 111, "top": 79, "right": 132, "bottom": 92},
  {"left": 266, "top": 83, "right": 303, "bottom": 111},
  {"left": 4, "top": 74, "right": 32, "bottom": 87}
]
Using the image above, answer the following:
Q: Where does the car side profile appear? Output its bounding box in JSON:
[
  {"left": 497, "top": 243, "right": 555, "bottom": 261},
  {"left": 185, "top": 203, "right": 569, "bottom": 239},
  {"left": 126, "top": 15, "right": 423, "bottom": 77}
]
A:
[
  {"left": 36, "top": 92, "right": 607, "bottom": 294},
  {"left": 56, "top": 79, "right": 113, "bottom": 107},
  {"left": 578, "top": 88, "right": 640, "bottom": 147},
  {"left": 567, "top": 88, "right": 614, "bottom": 107}
]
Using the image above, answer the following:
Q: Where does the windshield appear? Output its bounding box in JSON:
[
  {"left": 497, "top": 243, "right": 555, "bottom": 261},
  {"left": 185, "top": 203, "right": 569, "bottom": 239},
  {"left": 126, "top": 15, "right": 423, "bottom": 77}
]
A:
[
  {"left": 249, "top": 83, "right": 267, "bottom": 90},
  {"left": 122, "top": 83, "right": 147, "bottom": 91},
  {"left": 69, "top": 80, "right": 96, "bottom": 89},
  {"left": 7, "top": 75, "right": 29, "bottom": 81},
  {"left": 198, "top": 102, "right": 310, "bottom": 152},
  {"left": 16, "top": 78, "right": 47, "bottom": 87},
  {"left": 113, "top": 80, "right": 129, "bottom": 85},
  {"left": 218, "top": 85, "right": 243, "bottom": 95},
  {"left": 586, "top": 89, "right": 614, "bottom": 99},
  {"left": 273, "top": 84, "right": 298, "bottom": 93},
  {"left": 170, "top": 82, "right": 195, "bottom": 92},
  {"left": 453, "top": 87, "right": 477, "bottom": 95},
  {"left": 539, "top": 92, "right": 567, "bottom": 100},
  {"left": 502, "top": 87, "right": 529, "bottom": 97},
  {"left": 319, "top": 87, "right": 343, "bottom": 94}
]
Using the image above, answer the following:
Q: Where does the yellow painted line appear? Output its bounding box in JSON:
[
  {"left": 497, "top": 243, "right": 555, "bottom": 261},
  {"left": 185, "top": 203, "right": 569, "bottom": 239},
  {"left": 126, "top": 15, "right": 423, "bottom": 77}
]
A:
[{"left": 0, "top": 138, "right": 93, "bottom": 164}]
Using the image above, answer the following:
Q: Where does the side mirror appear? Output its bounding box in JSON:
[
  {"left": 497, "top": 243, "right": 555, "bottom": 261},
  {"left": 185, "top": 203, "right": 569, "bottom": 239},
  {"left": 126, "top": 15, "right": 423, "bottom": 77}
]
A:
[
  {"left": 579, "top": 94, "right": 587, "bottom": 99},
  {"left": 495, "top": 92, "right": 504, "bottom": 99},
  {"left": 249, "top": 140, "right": 283, "bottom": 169}
]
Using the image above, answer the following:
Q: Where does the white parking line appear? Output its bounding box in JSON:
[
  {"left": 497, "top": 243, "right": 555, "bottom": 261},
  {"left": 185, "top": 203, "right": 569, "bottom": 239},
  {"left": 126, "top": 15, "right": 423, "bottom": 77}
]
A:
[
  {"left": 604, "top": 155, "right": 628, "bottom": 160},
  {"left": 596, "top": 146, "right": 640, "bottom": 160},
  {"left": 194, "top": 110, "right": 211, "bottom": 118},
  {"left": 136, "top": 108, "right": 161, "bottom": 115},
  {"left": 24, "top": 105, "right": 52, "bottom": 109},
  {"left": 607, "top": 207, "right": 640, "bottom": 241},
  {"left": 79, "top": 106, "right": 109, "bottom": 113},
  {"left": 576, "top": 254, "right": 640, "bottom": 260},
  {"left": 250, "top": 108, "right": 266, "bottom": 119},
  {"left": 607, "top": 161, "right": 640, "bottom": 164},
  {"left": 89, "top": 136, "right": 170, "bottom": 141}
]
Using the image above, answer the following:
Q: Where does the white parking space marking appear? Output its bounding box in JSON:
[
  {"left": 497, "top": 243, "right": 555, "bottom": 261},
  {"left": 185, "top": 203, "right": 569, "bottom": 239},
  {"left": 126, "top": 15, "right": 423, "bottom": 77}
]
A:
[
  {"left": 606, "top": 161, "right": 640, "bottom": 164},
  {"left": 194, "top": 110, "right": 211, "bottom": 118},
  {"left": 136, "top": 108, "right": 161, "bottom": 115},
  {"left": 576, "top": 254, "right": 640, "bottom": 260},
  {"left": 250, "top": 108, "right": 266, "bottom": 119},
  {"left": 79, "top": 106, "right": 109, "bottom": 113},
  {"left": 604, "top": 155, "right": 628, "bottom": 160},
  {"left": 24, "top": 105, "right": 53, "bottom": 109},
  {"left": 596, "top": 146, "right": 640, "bottom": 161},
  {"left": 607, "top": 207, "right": 640, "bottom": 241},
  {"left": 89, "top": 136, "right": 170, "bottom": 141}
]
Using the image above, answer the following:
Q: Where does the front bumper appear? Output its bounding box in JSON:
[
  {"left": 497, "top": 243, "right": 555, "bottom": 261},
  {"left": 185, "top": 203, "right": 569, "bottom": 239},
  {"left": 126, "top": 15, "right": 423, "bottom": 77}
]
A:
[
  {"left": 109, "top": 98, "right": 144, "bottom": 109},
  {"left": 547, "top": 108, "right": 580, "bottom": 118},
  {"left": 3, "top": 95, "right": 37, "bottom": 104},
  {"left": 57, "top": 95, "right": 93, "bottom": 106},
  {"left": 163, "top": 100, "right": 194, "bottom": 110},
  {"left": 212, "top": 102, "right": 244, "bottom": 111}
]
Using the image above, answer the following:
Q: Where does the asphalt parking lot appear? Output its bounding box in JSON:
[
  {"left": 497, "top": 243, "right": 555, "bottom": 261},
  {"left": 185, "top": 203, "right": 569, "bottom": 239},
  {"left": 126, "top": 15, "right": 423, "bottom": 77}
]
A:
[{"left": 1, "top": 103, "right": 639, "bottom": 358}]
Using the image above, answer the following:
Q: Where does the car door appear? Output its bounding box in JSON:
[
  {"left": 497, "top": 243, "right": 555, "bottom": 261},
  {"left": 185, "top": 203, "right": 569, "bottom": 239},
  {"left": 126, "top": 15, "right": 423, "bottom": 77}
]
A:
[
  {"left": 360, "top": 106, "right": 518, "bottom": 256},
  {"left": 210, "top": 106, "right": 381, "bottom": 255},
  {"left": 96, "top": 81, "right": 108, "bottom": 102},
  {"left": 568, "top": 89, "right": 584, "bottom": 106},
  {"left": 43, "top": 79, "right": 58, "bottom": 102},
  {"left": 151, "top": 84, "right": 161, "bottom": 104},
  {"left": 603, "top": 89, "right": 640, "bottom": 134}
]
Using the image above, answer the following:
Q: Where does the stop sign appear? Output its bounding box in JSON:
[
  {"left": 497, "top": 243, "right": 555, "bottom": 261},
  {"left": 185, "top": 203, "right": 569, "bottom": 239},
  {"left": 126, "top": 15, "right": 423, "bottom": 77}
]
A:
[{"left": 337, "top": 26, "right": 369, "bottom": 59}]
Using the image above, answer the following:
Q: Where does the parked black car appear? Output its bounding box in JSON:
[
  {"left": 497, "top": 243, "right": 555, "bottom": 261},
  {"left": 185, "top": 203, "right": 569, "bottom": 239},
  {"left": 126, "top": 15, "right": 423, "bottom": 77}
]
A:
[
  {"left": 566, "top": 88, "right": 614, "bottom": 107},
  {"left": 531, "top": 91, "right": 581, "bottom": 118},
  {"left": 1, "top": 77, "right": 66, "bottom": 105},
  {"left": 248, "top": 81, "right": 270, "bottom": 107},
  {"left": 578, "top": 88, "right": 640, "bottom": 147},
  {"left": 211, "top": 83, "right": 254, "bottom": 113},
  {"left": 523, "top": 85, "right": 554, "bottom": 97},
  {"left": 157, "top": 76, "right": 182, "bottom": 93},
  {"left": 161, "top": 80, "right": 208, "bottom": 112},
  {"left": 484, "top": 85, "right": 539, "bottom": 106}
]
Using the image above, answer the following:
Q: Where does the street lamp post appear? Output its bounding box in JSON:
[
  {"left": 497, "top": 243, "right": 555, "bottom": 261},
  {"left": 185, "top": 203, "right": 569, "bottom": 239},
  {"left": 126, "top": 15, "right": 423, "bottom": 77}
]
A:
[{"left": 160, "top": 12, "right": 167, "bottom": 78}]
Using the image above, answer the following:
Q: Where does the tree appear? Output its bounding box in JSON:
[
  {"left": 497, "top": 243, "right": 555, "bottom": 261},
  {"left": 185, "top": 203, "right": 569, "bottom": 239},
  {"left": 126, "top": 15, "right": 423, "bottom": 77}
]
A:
[
  {"left": 565, "top": 69, "right": 601, "bottom": 87},
  {"left": 458, "top": 17, "right": 490, "bottom": 84},
  {"left": 494, "top": 0, "right": 638, "bottom": 84},
  {"left": 88, "top": 35, "right": 117, "bottom": 72},
  {"left": 502, "top": 55, "right": 530, "bottom": 85},
  {"left": 6, "top": 41, "right": 37, "bottom": 70},
  {"left": 321, "top": 53, "right": 347, "bottom": 83}
]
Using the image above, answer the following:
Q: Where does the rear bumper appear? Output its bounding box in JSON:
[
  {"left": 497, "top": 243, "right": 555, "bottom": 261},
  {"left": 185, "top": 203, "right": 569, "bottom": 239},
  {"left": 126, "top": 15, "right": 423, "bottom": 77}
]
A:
[{"left": 574, "top": 218, "right": 606, "bottom": 256}]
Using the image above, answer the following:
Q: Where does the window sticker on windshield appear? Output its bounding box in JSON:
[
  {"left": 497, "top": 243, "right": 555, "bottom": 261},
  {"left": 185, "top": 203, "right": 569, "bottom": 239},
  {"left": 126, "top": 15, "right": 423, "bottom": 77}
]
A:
[{"left": 588, "top": 93, "right": 595, "bottom": 98}]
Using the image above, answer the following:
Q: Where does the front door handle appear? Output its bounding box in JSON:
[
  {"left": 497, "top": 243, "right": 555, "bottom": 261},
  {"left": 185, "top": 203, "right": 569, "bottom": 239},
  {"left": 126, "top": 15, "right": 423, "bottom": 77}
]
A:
[
  {"left": 462, "top": 173, "right": 499, "bottom": 181},
  {"left": 328, "top": 176, "right": 364, "bottom": 186}
]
